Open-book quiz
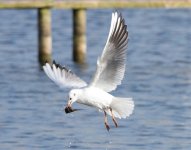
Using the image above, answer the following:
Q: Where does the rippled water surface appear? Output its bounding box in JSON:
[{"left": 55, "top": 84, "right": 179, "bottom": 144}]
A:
[{"left": 0, "top": 9, "right": 191, "bottom": 150}]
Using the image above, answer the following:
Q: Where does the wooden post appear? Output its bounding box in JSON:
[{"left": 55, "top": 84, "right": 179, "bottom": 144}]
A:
[
  {"left": 73, "top": 9, "right": 86, "bottom": 63},
  {"left": 38, "top": 7, "right": 52, "bottom": 65}
]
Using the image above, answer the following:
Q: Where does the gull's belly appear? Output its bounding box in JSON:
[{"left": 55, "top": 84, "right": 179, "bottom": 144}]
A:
[{"left": 78, "top": 87, "right": 113, "bottom": 109}]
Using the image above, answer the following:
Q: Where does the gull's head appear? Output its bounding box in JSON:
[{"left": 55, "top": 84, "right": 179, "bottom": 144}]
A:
[
  {"left": 65, "top": 89, "right": 81, "bottom": 113},
  {"left": 68, "top": 89, "right": 79, "bottom": 105},
  {"left": 67, "top": 89, "right": 83, "bottom": 106}
]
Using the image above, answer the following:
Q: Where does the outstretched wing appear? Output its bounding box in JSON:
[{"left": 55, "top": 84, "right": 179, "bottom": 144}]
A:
[
  {"left": 43, "top": 61, "right": 87, "bottom": 88},
  {"left": 90, "top": 12, "right": 128, "bottom": 92}
]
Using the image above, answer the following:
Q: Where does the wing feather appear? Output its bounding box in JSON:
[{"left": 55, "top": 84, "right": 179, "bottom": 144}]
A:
[
  {"left": 90, "top": 12, "right": 129, "bottom": 92},
  {"left": 43, "top": 61, "right": 87, "bottom": 88}
]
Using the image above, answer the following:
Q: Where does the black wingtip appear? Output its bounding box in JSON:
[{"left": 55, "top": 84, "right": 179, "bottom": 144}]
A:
[
  {"left": 53, "top": 60, "right": 56, "bottom": 65},
  {"left": 42, "top": 60, "right": 49, "bottom": 66},
  {"left": 50, "top": 60, "right": 72, "bottom": 74},
  {"left": 113, "top": 9, "right": 122, "bottom": 17},
  {"left": 118, "top": 12, "right": 122, "bottom": 19},
  {"left": 52, "top": 60, "right": 64, "bottom": 69}
]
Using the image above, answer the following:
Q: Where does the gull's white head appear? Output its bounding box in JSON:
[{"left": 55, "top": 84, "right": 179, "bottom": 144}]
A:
[
  {"left": 65, "top": 89, "right": 82, "bottom": 113},
  {"left": 67, "top": 89, "right": 81, "bottom": 106}
]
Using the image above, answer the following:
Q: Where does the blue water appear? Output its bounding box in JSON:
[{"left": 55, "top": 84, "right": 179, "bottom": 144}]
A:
[{"left": 0, "top": 9, "right": 191, "bottom": 150}]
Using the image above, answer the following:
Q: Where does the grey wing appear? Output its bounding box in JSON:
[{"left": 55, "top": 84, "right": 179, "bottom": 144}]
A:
[
  {"left": 43, "top": 61, "right": 87, "bottom": 88},
  {"left": 90, "top": 12, "right": 128, "bottom": 92}
]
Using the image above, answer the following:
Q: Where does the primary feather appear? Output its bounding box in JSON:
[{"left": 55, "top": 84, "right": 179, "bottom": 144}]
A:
[
  {"left": 90, "top": 12, "right": 129, "bottom": 92},
  {"left": 43, "top": 61, "right": 87, "bottom": 88}
]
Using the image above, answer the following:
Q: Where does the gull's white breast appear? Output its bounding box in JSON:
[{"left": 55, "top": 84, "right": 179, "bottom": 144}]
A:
[{"left": 77, "top": 87, "right": 113, "bottom": 109}]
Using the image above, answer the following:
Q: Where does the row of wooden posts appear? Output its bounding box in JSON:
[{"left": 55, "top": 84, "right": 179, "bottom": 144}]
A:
[
  {"left": 0, "top": 1, "right": 190, "bottom": 65},
  {"left": 38, "top": 8, "right": 86, "bottom": 65}
]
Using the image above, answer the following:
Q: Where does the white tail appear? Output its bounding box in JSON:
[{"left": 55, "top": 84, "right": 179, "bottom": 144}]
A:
[{"left": 106, "top": 97, "right": 134, "bottom": 119}]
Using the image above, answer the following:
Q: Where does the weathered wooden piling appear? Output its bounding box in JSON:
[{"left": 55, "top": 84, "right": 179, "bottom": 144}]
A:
[
  {"left": 38, "top": 7, "right": 52, "bottom": 65},
  {"left": 73, "top": 9, "right": 86, "bottom": 63}
]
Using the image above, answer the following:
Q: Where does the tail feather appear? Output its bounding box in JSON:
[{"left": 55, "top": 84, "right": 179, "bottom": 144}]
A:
[{"left": 106, "top": 97, "right": 134, "bottom": 119}]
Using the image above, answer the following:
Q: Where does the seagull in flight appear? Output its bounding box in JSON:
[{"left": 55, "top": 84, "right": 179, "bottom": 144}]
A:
[{"left": 43, "top": 12, "right": 134, "bottom": 131}]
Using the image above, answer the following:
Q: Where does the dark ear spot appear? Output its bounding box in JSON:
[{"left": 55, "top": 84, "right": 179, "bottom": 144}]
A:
[{"left": 74, "top": 93, "right": 76, "bottom": 96}]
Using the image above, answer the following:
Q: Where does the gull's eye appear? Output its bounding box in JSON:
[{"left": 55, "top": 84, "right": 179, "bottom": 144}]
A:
[{"left": 70, "top": 98, "right": 72, "bottom": 100}]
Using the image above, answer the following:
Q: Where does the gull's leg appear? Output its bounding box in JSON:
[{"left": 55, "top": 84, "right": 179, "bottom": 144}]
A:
[
  {"left": 104, "top": 110, "right": 110, "bottom": 131},
  {"left": 110, "top": 108, "right": 118, "bottom": 128}
]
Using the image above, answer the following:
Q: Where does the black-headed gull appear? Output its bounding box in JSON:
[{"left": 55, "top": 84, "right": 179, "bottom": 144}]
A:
[{"left": 43, "top": 12, "right": 134, "bottom": 131}]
